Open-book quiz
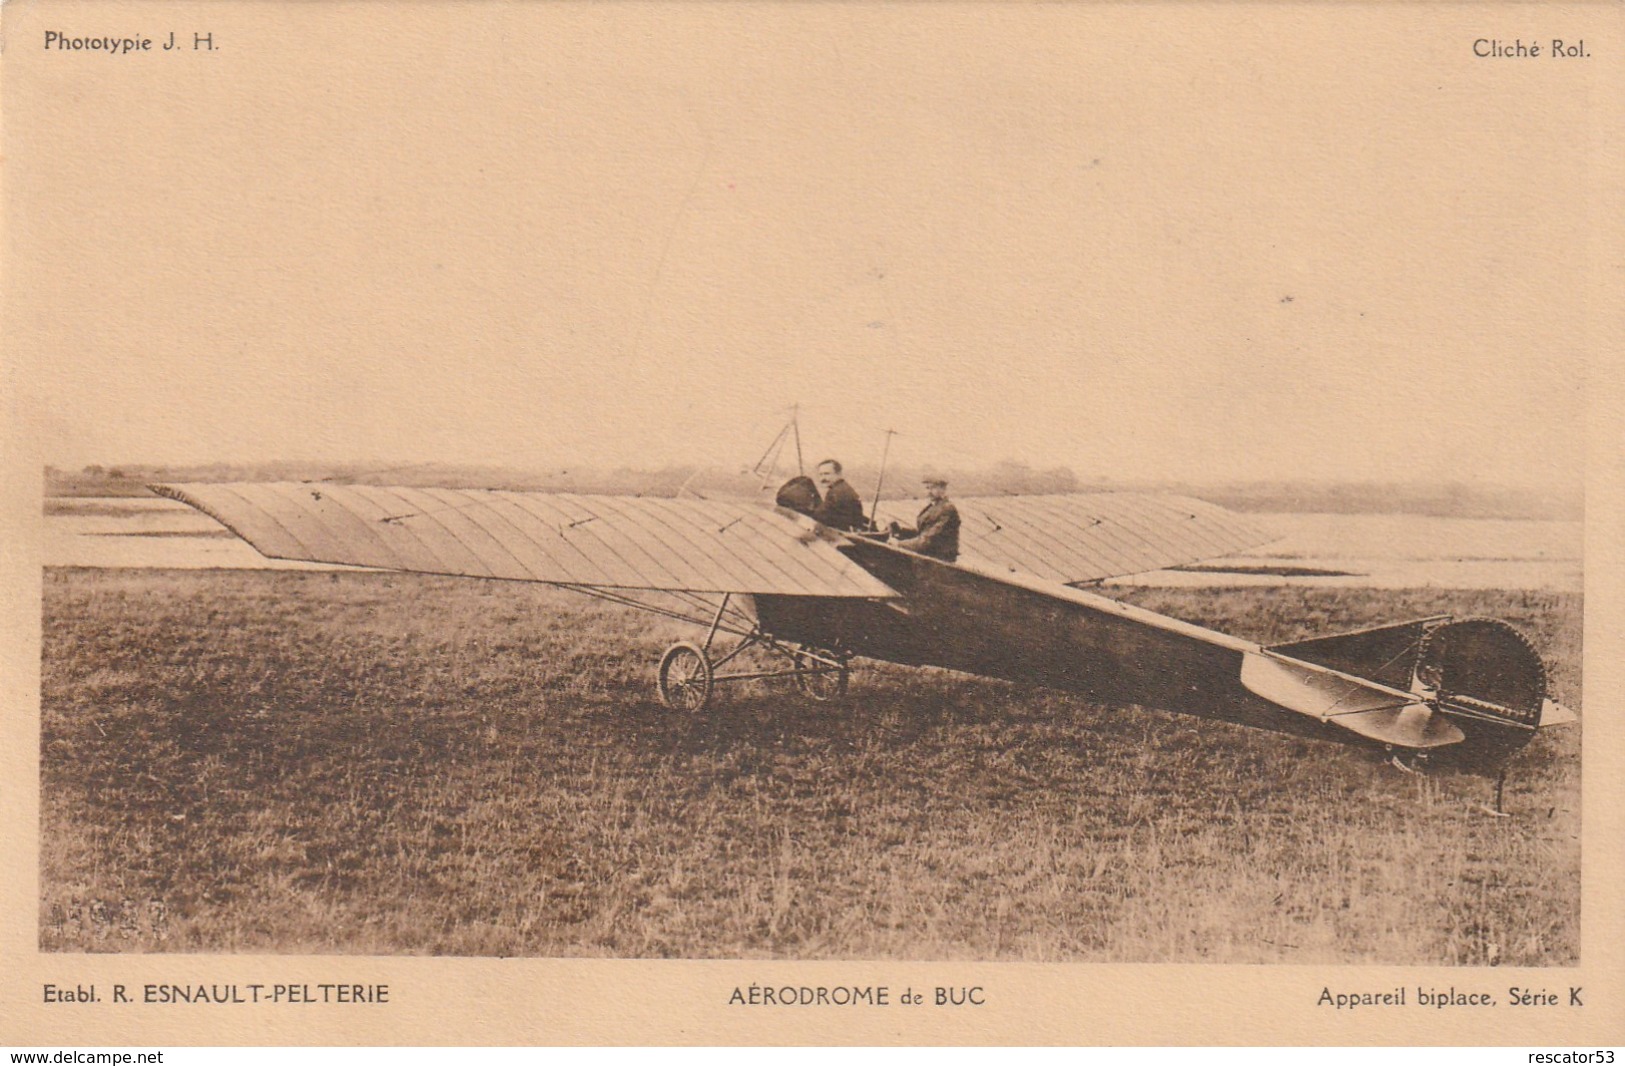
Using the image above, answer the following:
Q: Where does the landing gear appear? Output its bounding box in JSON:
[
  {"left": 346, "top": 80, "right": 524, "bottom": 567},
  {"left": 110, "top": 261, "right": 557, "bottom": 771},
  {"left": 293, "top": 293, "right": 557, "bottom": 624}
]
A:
[
  {"left": 1389, "top": 750, "right": 1428, "bottom": 775},
  {"left": 1481, "top": 768, "right": 1511, "bottom": 818},
  {"left": 1387, "top": 747, "right": 1515, "bottom": 817},
  {"left": 793, "top": 647, "right": 850, "bottom": 702},
  {"left": 652, "top": 595, "right": 851, "bottom": 712},
  {"left": 657, "top": 642, "right": 714, "bottom": 712}
]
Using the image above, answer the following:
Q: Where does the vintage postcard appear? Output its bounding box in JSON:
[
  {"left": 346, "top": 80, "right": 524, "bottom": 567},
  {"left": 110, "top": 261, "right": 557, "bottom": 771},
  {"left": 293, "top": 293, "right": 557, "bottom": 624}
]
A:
[{"left": 3, "top": 0, "right": 1621, "bottom": 1047}]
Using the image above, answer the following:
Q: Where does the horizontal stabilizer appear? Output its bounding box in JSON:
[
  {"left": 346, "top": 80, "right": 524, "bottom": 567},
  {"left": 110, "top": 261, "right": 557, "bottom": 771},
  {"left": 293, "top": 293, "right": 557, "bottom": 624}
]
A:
[
  {"left": 1329, "top": 703, "right": 1466, "bottom": 749},
  {"left": 1242, "top": 651, "right": 1411, "bottom": 717},
  {"left": 1240, "top": 651, "right": 1465, "bottom": 749}
]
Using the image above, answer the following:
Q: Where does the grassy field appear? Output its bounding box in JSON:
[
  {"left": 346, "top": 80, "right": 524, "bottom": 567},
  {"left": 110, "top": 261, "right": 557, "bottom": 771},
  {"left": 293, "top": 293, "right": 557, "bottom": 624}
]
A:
[{"left": 39, "top": 568, "right": 1580, "bottom": 963}]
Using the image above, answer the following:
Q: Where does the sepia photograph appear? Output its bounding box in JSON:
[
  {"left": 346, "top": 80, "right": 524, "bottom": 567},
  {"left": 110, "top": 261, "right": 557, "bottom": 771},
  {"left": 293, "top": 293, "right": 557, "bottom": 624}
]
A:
[
  {"left": 37, "top": 433, "right": 1582, "bottom": 965},
  {"left": 4, "top": 0, "right": 1620, "bottom": 1047}
]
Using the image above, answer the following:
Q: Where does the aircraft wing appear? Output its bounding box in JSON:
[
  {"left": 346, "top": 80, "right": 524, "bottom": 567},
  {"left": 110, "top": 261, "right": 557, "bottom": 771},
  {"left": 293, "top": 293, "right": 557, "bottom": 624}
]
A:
[
  {"left": 876, "top": 492, "right": 1273, "bottom": 584},
  {"left": 152, "top": 483, "right": 896, "bottom": 597}
]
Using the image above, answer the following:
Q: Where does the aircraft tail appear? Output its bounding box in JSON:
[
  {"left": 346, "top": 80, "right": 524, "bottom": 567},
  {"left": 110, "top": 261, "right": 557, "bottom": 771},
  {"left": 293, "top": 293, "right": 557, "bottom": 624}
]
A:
[{"left": 1266, "top": 616, "right": 1568, "bottom": 767}]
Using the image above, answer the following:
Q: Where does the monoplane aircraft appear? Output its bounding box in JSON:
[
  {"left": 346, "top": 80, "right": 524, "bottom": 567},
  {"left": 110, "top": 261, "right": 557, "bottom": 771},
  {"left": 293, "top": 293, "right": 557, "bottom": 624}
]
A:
[{"left": 153, "top": 468, "right": 1575, "bottom": 803}]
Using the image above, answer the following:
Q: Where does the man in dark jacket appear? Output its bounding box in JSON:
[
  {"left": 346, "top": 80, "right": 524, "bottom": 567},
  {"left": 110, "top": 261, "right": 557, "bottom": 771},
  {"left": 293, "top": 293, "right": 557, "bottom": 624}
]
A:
[
  {"left": 889, "top": 475, "right": 960, "bottom": 562},
  {"left": 811, "top": 459, "right": 867, "bottom": 531}
]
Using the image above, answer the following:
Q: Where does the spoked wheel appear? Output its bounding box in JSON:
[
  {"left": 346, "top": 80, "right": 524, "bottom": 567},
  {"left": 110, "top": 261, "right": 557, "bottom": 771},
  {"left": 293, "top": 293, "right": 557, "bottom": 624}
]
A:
[
  {"left": 657, "top": 641, "right": 714, "bottom": 712},
  {"left": 793, "top": 647, "right": 849, "bottom": 703}
]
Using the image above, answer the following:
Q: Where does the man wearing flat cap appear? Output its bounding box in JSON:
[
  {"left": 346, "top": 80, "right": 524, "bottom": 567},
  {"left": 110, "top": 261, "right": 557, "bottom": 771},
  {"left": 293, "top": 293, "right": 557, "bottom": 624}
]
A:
[{"left": 889, "top": 475, "right": 960, "bottom": 563}]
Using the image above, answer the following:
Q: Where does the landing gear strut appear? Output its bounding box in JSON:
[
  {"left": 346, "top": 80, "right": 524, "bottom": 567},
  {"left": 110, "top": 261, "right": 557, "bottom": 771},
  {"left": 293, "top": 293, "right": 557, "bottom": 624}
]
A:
[{"left": 654, "top": 595, "right": 849, "bottom": 712}]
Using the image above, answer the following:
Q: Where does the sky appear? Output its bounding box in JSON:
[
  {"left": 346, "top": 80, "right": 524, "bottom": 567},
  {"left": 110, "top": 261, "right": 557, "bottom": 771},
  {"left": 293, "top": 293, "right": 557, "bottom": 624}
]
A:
[{"left": 6, "top": 4, "right": 1603, "bottom": 492}]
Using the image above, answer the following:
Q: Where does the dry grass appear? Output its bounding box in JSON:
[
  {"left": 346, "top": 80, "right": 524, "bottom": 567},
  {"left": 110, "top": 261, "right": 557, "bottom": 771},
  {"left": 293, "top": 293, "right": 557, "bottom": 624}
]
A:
[{"left": 39, "top": 569, "right": 1580, "bottom": 963}]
